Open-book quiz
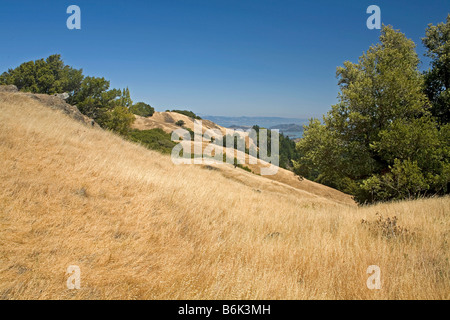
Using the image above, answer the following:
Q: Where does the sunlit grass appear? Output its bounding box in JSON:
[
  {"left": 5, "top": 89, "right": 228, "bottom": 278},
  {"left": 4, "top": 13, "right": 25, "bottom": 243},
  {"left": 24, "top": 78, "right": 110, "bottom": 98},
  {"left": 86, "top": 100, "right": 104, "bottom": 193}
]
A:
[{"left": 0, "top": 92, "right": 448, "bottom": 299}]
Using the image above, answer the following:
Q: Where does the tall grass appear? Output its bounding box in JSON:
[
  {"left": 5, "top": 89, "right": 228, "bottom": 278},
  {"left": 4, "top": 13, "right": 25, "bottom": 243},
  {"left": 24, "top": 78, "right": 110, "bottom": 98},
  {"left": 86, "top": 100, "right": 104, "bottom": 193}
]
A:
[{"left": 0, "top": 93, "right": 449, "bottom": 299}]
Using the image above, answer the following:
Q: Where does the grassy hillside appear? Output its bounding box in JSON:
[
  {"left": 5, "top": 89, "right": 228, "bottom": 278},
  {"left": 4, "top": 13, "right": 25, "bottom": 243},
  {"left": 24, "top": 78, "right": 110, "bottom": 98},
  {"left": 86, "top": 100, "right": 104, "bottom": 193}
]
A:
[
  {"left": 132, "top": 111, "right": 223, "bottom": 135},
  {"left": 132, "top": 109, "right": 355, "bottom": 205},
  {"left": 0, "top": 92, "right": 449, "bottom": 299}
]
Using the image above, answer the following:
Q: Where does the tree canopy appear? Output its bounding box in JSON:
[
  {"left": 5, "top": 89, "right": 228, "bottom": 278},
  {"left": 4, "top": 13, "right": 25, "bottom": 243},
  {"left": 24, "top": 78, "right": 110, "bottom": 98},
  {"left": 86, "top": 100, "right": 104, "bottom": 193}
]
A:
[
  {"left": 169, "top": 110, "right": 202, "bottom": 120},
  {"left": 0, "top": 54, "right": 83, "bottom": 95},
  {"left": 130, "top": 102, "right": 155, "bottom": 117},
  {"left": 0, "top": 55, "right": 140, "bottom": 136},
  {"left": 423, "top": 14, "right": 450, "bottom": 125},
  {"left": 294, "top": 24, "right": 450, "bottom": 203}
]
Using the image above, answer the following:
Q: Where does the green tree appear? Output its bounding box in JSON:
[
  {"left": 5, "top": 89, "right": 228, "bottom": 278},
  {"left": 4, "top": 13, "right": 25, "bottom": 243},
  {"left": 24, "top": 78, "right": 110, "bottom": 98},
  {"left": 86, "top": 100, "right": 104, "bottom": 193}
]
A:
[
  {"left": 117, "top": 87, "right": 133, "bottom": 108},
  {"left": 68, "top": 76, "right": 135, "bottom": 134},
  {"left": 0, "top": 54, "right": 83, "bottom": 95},
  {"left": 103, "top": 106, "right": 136, "bottom": 136},
  {"left": 1, "top": 54, "right": 137, "bottom": 136},
  {"left": 422, "top": 14, "right": 450, "bottom": 125},
  {"left": 169, "top": 110, "right": 202, "bottom": 119},
  {"left": 295, "top": 25, "right": 449, "bottom": 203},
  {"left": 68, "top": 76, "right": 120, "bottom": 120},
  {"left": 129, "top": 128, "right": 176, "bottom": 154},
  {"left": 293, "top": 119, "right": 343, "bottom": 186},
  {"left": 130, "top": 102, "right": 154, "bottom": 117},
  {"left": 278, "top": 132, "right": 300, "bottom": 170},
  {"left": 364, "top": 118, "right": 450, "bottom": 201}
]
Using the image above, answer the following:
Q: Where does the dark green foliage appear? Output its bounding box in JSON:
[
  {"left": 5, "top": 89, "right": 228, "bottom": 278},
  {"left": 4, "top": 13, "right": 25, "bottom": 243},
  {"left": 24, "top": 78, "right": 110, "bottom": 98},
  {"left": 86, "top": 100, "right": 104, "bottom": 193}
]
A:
[
  {"left": 295, "top": 25, "right": 450, "bottom": 203},
  {"left": 169, "top": 109, "right": 202, "bottom": 120},
  {"left": 0, "top": 54, "right": 137, "bottom": 136},
  {"left": 278, "top": 132, "right": 299, "bottom": 170},
  {"left": 222, "top": 133, "right": 246, "bottom": 149},
  {"left": 422, "top": 14, "right": 450, "bottom": 125},
  {"left": 116, "top": 87, "right": 133, "bottom": 108},
  {"left": 216, "top": 125, "right": 300, "bottom": 171},
  {"left": 236, "top": 163, "right": 252, "bottom": 173},
  {"left": 185, "top": 128, "right": 195, "bottom": 140},
  {"left": 130, "top": 102, "right": 154, "bottom": 117},
  {"left": 251, "top": 125, "right": 299, "bottom": 170},
  {"left": 103, "top": 106, "right": 135, "bottom": 136},
  {"left": 0, "top": 54, "right": 83, "bottom": 95},
  {"left": 129, "top": 129, "right": 176, "bottom": 154},
  {"left": 68, "top": 76, "right": 135, "bottom": 135},
  {"left": 175, "top": 120, "right": 185, "bottom": 127},
  {"left": 68, "top": 76, "right": 119, "bottom": 119}
]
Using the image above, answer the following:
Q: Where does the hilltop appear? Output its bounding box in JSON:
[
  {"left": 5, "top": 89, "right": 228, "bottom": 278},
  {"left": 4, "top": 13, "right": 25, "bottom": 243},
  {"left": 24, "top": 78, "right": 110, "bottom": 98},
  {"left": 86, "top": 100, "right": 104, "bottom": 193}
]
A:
[
  {"left": 0, "top": 91, "right": 448, "bottom": 299},
  {"left": 132, "top": 111, "right": 224, "bottom": 135},
  {"left": 131, "top": 108, "right": 354, "bottom": 205}
]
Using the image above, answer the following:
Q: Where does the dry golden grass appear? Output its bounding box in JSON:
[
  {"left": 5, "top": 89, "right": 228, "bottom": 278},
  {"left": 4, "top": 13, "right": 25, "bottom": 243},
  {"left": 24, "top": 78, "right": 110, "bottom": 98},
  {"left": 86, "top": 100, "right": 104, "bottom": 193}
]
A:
[
  {"left": 139, "top": 110, "right": 355, "bottom": 206},
  {"left": 0, "top": 92, "right": 449, "bottom": 299},
  {"left": 133, "top": 111, "right": 258, "bottom": 151},
  {"left": 133, "top": 111, "right": 224, "bottom": 134}
]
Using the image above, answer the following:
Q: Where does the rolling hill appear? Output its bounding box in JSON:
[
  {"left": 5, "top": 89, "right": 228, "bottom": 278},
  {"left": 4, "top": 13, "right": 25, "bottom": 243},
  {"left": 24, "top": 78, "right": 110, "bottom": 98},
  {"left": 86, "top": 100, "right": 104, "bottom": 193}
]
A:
[
  {"left": 132, "top": 110, "right": 355, "bottom": 206},
  {"left": 0, "top": 91, "right": 448, "bottom": 299}
]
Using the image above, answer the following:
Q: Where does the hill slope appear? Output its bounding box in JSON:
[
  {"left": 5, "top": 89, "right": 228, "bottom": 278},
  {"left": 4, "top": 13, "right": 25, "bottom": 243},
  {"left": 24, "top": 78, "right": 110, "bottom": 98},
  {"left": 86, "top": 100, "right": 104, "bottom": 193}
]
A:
[
  {"left": 0, "top": 92, "right": 449, "bottom": 299},
  {"left": 133, "top": 111, "right": 223, "bottom": 134},
  {"left": 132, "top": 111, "right": 355, "bottom": 206}
]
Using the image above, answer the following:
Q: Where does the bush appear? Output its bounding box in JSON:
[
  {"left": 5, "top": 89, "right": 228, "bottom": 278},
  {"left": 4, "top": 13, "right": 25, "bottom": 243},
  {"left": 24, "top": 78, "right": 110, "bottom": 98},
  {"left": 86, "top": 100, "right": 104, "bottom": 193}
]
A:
[
  {"left": 175, "top": 120, "right": 185, "bottom": 127},
  {"left": 103, "top": 106, "right": 135, "bottom": 136},
  {"left": 169, "top": 110, "right": 202, "bottom": 120},
  {"left": 0, "top": 54, "right": 137, "bottom": 136},
  {"left": 130, "top": 102, "right": 154, "bottom": 117},
  {"left": 129, "top": 129, "right": 176, "bottom": 154},
  {"left": 0, "top": 54, "right": 83, "bottom": 95},
  {"left": 185, "top": 128, "right": 195, "bottom": 140},
  {"left": 69, "top": 76, "right": 120, "bottom": 119}
]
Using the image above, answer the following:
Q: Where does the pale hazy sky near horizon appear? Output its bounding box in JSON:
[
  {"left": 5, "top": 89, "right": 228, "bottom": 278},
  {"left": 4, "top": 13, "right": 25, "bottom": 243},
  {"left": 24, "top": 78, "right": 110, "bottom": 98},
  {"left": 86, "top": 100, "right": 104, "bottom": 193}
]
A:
[{"left": 0, "top": 0, "right": 449, "bottom": 118}]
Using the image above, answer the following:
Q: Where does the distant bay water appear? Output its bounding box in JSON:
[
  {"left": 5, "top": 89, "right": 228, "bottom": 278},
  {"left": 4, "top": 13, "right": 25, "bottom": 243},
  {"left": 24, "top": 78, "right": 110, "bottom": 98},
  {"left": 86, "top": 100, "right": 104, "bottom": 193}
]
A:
[{"left": 201, "top": 115, "right": 308, "bottom": 139}]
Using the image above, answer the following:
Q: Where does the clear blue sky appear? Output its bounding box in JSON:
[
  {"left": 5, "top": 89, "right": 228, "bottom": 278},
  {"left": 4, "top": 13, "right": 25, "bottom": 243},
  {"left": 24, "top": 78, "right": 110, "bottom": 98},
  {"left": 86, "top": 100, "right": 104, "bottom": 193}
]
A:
[{"left": 0, "top": 0, "right": 448, "bottom": 118}]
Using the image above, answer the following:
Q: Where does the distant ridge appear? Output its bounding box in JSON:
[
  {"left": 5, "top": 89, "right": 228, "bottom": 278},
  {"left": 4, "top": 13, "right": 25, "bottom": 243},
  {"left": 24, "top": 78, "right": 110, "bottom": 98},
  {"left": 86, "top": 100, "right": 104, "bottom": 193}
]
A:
[
  {"left": 269, "top": 123, "right": 302, "bottom": 131},
  {"left": 200, "top": 115, "right": 308, "bottom": 128},
  {"left": 201, "top": 115, "right": 307, "bottom": 139}
]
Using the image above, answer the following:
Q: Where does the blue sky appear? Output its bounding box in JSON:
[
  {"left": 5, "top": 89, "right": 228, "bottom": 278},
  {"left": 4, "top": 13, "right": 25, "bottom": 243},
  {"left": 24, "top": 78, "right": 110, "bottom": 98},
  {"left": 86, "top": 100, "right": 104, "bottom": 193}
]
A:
[{"left": 0, "top": 0, "right": 448, "bottom": 118}]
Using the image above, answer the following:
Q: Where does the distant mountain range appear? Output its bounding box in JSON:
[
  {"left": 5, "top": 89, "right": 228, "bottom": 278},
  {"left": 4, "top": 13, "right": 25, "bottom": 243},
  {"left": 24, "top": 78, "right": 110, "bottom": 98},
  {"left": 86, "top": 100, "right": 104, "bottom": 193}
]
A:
[
  {"left": 200, "top": 115, "right": 308, "bottom": 139},
  {"left": 269, "top": 123, "right": 303, "bottom": 131}
]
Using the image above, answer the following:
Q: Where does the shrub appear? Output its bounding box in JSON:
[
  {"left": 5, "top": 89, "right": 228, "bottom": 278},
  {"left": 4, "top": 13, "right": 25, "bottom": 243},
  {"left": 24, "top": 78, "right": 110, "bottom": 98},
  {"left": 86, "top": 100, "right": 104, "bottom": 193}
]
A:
[
  {"left": 237, "top": 164, "right": 252, "bottom": 173},
  {"left": 130, "top": 102, "right": 154, "bottom": 117},
  {"left": 169, "top": 110, "right": 202, "bottom": 120},
  {"left": 361, "top": 213, "right": 415, "bottom": 239},
  {"left": 0, "top": 54, "right": 83, "bottom": 95},
  {"left": 102, "top": 106, "right": 135, "bottom": 136},
  {"left": 0, "top": 55, "right": 137, "bottom": 136},
  {"left": 129, "top": 129, "right": 176, "bottom": 154},
  {"left": 185, "top": 128, "right": 195, "bottom": 140},
  {"left": 175, "top": 120, "right": 185, "bottom": 127}
]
